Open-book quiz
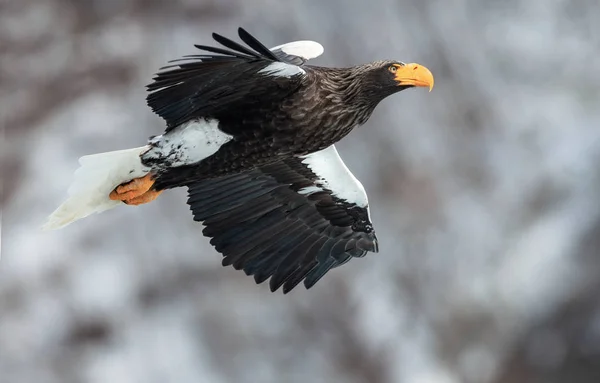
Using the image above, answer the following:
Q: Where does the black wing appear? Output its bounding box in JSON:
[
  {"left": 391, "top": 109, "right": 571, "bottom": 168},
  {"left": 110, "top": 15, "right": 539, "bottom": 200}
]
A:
[
  {"left": 186, "top": 145, "right": 378, "bottom": 293},
  {"left": 146, "top": 27, "right": 310, "bottom": 130}
]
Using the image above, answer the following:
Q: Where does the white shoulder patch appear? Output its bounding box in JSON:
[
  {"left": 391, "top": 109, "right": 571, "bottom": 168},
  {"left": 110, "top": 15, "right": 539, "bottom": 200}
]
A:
[
  {"left": 258, "top": 62, "right": 305, "bottom": 77},
  {"left": 143, "top": 119, "right": 233, "bottom": 167},
  {"left": 300, "top": 145, "right": 369, "bottom": 208},
  {"left": 270, "top": 40, "right": 324, "bottom": 61},
  {"left": 260, "top": 39, "right": 323, "bottom": 77}
]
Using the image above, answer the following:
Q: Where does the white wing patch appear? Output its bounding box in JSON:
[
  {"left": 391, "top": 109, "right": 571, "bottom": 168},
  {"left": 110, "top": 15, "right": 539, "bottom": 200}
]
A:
[
  {"left": 270, "top": 40, "right": 324, "bottom": 61},
  {"left": 258, "top": 62, "right": 305, "bottom": 77},
  {"left": 298, "top": 185, "right": 323, "bottom": 195},
  {"left": 300, "top": 145, "right": 369, "bottom": 208},
  {"left": 143, "top": 119, "right": 233, "bottom": 167},
  {"left": 260, "top": 39, "right": 324, "bottom": 78}
]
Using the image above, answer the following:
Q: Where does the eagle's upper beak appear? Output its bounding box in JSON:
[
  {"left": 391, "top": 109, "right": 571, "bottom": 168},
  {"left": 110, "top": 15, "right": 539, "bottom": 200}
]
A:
[{"left": 394, "top": 63, "right": 434, "bottom": 91}]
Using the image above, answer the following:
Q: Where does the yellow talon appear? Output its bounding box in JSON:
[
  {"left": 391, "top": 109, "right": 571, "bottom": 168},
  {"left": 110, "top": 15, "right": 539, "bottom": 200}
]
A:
[{"left": 109, "top": 173, "right": 161, "bottom": 205}]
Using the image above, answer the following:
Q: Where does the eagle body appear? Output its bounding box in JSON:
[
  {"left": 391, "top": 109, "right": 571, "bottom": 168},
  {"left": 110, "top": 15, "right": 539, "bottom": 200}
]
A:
[
  {"left": 146, "top": 64, "right": 390, "bottom": 189},
  {"left": 44, "top": 28, "right": 434, "bottom": 293}
]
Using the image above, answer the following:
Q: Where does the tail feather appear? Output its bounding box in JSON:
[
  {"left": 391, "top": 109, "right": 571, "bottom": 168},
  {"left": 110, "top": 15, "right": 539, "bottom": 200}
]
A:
[{"left": 43, "top": 146, "right": 150, "bottom": 230}]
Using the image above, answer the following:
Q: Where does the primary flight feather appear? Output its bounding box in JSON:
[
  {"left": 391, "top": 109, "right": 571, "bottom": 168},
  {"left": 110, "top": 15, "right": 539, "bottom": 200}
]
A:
[{"left": 44, "top": 27, "right": 434, "bottom": 293}]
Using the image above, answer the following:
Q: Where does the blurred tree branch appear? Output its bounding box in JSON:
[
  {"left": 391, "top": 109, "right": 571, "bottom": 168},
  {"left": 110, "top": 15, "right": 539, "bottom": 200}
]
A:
[{"left": 0, "top": 0, "right": 236, "bottom": 207}]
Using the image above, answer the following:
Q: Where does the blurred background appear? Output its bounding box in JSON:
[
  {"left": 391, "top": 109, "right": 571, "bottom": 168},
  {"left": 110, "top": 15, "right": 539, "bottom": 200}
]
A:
[{"left": 2, "top": 0, "right": 600, "bottom": 382}]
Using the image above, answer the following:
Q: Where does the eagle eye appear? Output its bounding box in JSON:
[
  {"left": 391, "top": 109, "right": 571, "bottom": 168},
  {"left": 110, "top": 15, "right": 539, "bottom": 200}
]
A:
[{"left": 388, "top": 65, "right": 397, "bottom": 73}]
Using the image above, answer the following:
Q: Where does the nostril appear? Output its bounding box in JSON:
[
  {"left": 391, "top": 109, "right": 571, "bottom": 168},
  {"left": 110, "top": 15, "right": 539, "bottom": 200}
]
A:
[{"left": 413, "top": 66, "right": 418, "bottom": 70}]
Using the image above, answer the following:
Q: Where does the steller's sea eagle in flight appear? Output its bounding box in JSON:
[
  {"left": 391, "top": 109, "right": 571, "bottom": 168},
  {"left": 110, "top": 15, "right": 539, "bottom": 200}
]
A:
[{"left": 44, "top": 28, "right": 434, "bottom": 293}]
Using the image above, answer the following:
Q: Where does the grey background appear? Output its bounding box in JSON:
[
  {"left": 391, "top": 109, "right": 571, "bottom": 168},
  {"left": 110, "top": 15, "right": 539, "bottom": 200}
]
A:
[{"left": 2, "top": 0, "right": 600, "bottom": 382}]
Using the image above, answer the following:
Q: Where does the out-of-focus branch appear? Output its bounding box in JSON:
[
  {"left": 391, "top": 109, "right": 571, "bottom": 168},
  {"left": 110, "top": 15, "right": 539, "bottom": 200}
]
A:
[
  {"left": 0, "top": 0, "right": 236, "bottom": 207},
  {"left": 293, "top": 280, "right": 390, "bottom": 383},
  {"left": 4, "top": 62, "right": 136, "bottom": 136}
]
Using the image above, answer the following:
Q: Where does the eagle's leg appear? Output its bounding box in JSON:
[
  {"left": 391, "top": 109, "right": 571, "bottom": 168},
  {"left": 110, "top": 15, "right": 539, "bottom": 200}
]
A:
[{"left": 109, "top": 173, "right": 161, "bottom": 205}]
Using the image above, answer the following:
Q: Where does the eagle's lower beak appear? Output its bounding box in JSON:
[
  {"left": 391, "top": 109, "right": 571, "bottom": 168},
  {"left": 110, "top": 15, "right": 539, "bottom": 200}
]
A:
[{"left": 394, "top": 63, "right": 434, "bottom": 91}]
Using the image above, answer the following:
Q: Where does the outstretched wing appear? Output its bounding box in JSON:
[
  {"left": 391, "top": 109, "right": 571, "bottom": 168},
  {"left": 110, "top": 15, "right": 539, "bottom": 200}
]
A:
[
  {"left": 146, "top": 27, "right": 324, "bottom": 130},
  {"left": 186, "top": 145, "right": 378, "bottom": 293}
]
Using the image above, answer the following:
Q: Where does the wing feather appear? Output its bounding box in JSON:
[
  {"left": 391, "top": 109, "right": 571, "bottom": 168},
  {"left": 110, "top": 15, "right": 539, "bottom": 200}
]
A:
[
  {"left": 211, "top": 32, "right": 264, "bottom": 58},
  {"left": 237, "top": 28, "right": 281, "bottom": 61},
  {"left": 186, "top": 145, "right": 378, "bottom": 293},
  {"left": 146, "top": 27, "right": 323, "bottom": 130}
]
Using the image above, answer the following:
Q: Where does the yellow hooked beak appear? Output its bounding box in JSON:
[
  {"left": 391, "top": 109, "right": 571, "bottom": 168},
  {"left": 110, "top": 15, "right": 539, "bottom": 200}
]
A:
[{"left": 393, "top": 63, "right": 434, "bottom": 91}]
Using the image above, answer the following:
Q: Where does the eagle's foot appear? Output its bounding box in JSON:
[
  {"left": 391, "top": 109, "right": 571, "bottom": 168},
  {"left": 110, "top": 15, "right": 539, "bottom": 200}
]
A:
[
  {"left": 122, "top": 189, "right": 163, "bottom": 205},
  {"left": 109, "top": 173, "right": 159, "bottom": 205}
]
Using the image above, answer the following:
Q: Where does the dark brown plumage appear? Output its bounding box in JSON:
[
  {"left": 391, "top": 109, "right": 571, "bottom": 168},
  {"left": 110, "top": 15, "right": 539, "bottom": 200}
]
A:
[
  {"left": 145, "top": 30, "right": 433, "bottom": 190},
  {"left": 45, "top": 27, "right": 433, "bottom": 293},
  {"left": 141, "top": 28, "right": 433, "bottom": 292}
]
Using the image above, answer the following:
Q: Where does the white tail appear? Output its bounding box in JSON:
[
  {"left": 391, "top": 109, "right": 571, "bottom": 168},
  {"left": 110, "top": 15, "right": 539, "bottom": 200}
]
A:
[{"left": 43, "top": 146, "right": 151, "bottom": 230}]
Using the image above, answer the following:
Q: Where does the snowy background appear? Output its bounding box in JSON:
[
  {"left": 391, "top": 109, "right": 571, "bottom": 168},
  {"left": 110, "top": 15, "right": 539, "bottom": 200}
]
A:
[{"left": 2, "top": 0, "right": 600, "bottom": 382}]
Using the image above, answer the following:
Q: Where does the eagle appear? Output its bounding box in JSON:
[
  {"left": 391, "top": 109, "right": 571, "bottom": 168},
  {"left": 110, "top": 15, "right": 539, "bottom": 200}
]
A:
[{"left": 44, "top": 28, "right": 434, "bottom": 293}]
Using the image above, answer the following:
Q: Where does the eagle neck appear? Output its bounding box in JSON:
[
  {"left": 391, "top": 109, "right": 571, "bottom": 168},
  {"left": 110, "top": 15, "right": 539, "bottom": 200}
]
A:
[{"left": 315, "top": 67, "right": 383, "bottom": 127}]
